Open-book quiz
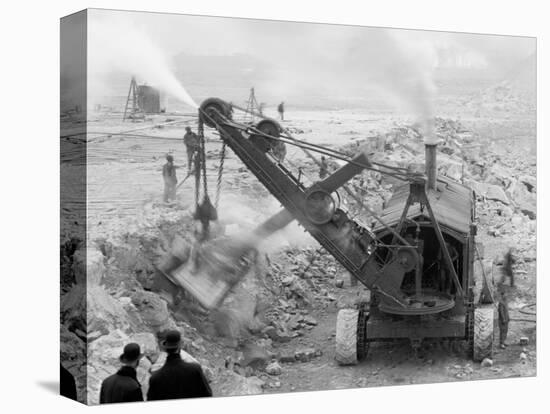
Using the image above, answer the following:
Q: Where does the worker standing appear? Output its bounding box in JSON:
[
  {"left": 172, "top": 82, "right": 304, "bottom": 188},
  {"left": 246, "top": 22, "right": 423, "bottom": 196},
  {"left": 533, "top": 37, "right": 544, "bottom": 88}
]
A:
[
  {"left": 498, "top": 291, "right": 510, "bottom": 349},
  {"left": 100, "top": 343, "right": 144, "bottom": 404},
  {"left": 319, "top": 156, "right": 329, "bottom": 179},
  {"left": 502, "top": 247, "right": 516, "bottom": 287},
  {"left": 147, "top": 330, "right": 212, "bottom": 400},
  {"left": 163, "top": 154, "right": 177, "bottom": 203},
  {"left": 277, "top": 101, "right": 285, "bottom": 121},
  {"left": 183, "top": 126, "right": 200, "bottom": 174}
]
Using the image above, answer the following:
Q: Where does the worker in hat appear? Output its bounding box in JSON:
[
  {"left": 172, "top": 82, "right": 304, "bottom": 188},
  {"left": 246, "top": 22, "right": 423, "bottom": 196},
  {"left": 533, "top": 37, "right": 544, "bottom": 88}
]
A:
[
  {"left": 99, "top": 343, "right": 144, "bottom": 404},
  {"left": 162, "top": 154, "right": 177, "bottom": 203},
  {"left": 183, "top": 126, "right": 200, "bottom": 174},
  {"left": 147, "top": 330, "right": 212, "bottom": 400}
]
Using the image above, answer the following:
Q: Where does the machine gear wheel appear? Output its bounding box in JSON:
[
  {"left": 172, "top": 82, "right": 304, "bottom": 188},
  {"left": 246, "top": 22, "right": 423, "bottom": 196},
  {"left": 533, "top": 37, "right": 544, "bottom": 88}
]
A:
[{"left": 472, "top": 305, "right": 494, "bottom": 362}]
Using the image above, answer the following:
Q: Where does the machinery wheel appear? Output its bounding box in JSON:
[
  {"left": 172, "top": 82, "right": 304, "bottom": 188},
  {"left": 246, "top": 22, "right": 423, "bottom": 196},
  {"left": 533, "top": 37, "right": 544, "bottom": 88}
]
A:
[
  {"left": 473, "top": 259, "right": 495, "bottom": 305},
  {"left": 335, "top": 308, "right": 367, "bottom": 365},
  {"left": 250, "top": 118, "right": 283, "bottom": 155},
  {"left": 199, "top": 98, "right": 232, "bottom": 127},
  {"left": 473, "top": 306, "right": 494, "bottom": 362}
]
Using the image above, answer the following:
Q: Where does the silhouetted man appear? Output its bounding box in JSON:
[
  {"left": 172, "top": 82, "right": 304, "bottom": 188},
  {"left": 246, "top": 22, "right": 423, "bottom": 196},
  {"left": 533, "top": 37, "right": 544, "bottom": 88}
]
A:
[
  {"left": 147, "top": 330, "right": 212, "bottom": 400},
  {"left": 277, "top": 102, "right": 285, "bottom": 121},
  {"left": 163, "top": 154, "right": 177, "bottom": 203},
  {"left": 183, "top": 126, "right": 200, "bottom": 173},
  {"left": 100, "top": 343, "right": 144, "bottom": 404}
]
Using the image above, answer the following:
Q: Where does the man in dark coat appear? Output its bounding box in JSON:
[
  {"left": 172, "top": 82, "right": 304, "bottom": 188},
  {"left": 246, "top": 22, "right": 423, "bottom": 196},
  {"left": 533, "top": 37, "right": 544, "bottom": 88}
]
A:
[
  {"left": 183, "top": 126, "right": 200, "bottom": 173},
  {"left": 100, "top": 343, "right": 144, "bottom": 404},
  {"left": 147, "top": 330, "right": 212, "bottom": 400},
  {"left": 60, "top": 364, "right": 77, "bottom": 400},
  {"left": 163, "top": 154, "right": 178, "bottom": 203}
]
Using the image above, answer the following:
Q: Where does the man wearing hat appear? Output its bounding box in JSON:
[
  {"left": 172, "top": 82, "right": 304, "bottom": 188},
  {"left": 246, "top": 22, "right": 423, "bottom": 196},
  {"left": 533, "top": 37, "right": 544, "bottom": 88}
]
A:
[
  {"left": 183, "top": 126, "right": 200, "bottom": 174},
  {"left": 162, "top": 154, "right": 178, "bottom": 203},
  {"left": 99, "top": 343, "right": 144, "bottom": 404},
  {"left": 147, "top": 330, "right": 212, "bottom": 400}
]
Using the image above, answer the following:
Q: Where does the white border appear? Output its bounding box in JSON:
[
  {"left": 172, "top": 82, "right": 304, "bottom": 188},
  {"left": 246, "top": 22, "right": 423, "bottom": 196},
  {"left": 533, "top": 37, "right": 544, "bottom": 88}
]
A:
[{"left": 0, "top": 1, "right": 546, "bottom": 413}]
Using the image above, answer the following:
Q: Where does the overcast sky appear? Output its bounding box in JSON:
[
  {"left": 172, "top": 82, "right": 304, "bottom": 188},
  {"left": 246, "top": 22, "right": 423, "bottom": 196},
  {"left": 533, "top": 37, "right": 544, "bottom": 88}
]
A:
[
  {"left": 85, "top": 9, "right": 536, "bottom": 113},
  {"left": 89, "top": 8, "right": 535, "bottom": 70}
]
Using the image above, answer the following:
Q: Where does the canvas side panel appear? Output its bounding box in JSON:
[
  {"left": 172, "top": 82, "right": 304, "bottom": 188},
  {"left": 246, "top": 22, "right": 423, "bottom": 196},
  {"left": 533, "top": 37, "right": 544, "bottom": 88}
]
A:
[{"left": 60, "top": 9, "right": 88, "bottom": 405}]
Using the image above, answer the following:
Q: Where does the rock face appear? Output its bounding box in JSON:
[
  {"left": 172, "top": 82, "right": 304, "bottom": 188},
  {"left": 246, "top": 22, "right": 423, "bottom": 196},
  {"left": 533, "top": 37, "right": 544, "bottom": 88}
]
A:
[
  {"left": 469, "top": 181, "right": 511, "bottom": 205},
  {"left": 73, "top": 247, "right": 105, "bottom": 286},
  {"left": 87, "top": 285, "right": 136, "bottom": 336},
  {"left": 508, "top": 179, "right": 536, "bottom": 219}
]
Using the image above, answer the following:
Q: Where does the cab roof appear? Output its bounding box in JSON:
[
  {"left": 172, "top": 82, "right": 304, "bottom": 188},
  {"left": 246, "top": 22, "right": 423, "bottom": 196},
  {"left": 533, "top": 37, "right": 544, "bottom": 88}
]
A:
[{"left": 373, "top": 177, "right": 474, "bottom": 236}]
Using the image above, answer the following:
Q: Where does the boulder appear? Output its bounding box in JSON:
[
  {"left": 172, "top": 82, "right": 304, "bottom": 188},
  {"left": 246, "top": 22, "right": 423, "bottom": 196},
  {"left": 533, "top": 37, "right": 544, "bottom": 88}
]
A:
[
  {"left": 265, "top": 361, "right": 283, "bottom": 375},
  {"left": 262, "top": 326, "right": 292, "bottom": 343},
  {"left": 295, "top": 348, "right": 317, "bottom": 362},
  {"left": 519, "top": 175, "right": 536, "bottom": 192},
  {"left": 485, "top": 185, "right": 510, "bottom": 204},
  {"left": 130, "top": 290, "right": 175, "bottom": 332},
  {"left": 487, "top": 163, "right": 513, "bottom": 188},
  {"left": 87, "top": 285, "right": 137, "bottom": 335},
  {"left": 302, "top": 315, "right": 318, "bottom": 326},
  {"left": 481, "top": 358, "right": 493, "bottom": 367},
  {"left": 508, "top": 179, "right": 536, "bottom": 219},
  {"left": 519, "top": 337, "right": 529, "bottom": 346},
  {"left": 212, "top": 371, "right": 264, "bottom": 396}
]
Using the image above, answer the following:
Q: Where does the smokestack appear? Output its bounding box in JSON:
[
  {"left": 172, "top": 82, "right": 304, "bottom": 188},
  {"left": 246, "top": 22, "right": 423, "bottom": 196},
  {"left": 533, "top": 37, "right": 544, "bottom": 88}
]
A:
[{"left": 425, "top": 143, "right": 437, "bottom": 190}]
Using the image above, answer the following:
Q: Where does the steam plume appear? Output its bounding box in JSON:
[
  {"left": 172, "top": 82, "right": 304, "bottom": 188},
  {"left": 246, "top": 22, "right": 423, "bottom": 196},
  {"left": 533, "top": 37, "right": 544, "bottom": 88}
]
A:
[{"left": 88, "top": 16, "right": 198, "bottom": 108}]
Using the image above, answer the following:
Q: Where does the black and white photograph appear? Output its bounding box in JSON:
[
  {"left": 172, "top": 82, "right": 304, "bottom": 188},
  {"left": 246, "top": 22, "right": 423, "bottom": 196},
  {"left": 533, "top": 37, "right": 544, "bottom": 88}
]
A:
[
  {"left": 58, "top": 7, "right": 539, "bottom": 406},
  {"left": 25, "top": 1, "right": 544, "bottom": 412}
]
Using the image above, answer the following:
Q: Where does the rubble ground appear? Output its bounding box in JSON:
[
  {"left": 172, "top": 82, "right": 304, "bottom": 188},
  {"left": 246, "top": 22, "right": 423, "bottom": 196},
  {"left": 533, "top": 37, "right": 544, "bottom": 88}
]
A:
[{"left": 61, "top": 99, "right": 536, "bottom": 402}]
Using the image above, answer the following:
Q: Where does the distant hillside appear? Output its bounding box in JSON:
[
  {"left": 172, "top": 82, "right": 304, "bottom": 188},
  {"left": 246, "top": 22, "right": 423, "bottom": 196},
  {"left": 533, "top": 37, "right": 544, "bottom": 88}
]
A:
[
  {"left": 501, "top": 52, "right": 536, "bottom": 101},
  {"left": 461, "top": 52, "right": 536, "bottom": 116}
]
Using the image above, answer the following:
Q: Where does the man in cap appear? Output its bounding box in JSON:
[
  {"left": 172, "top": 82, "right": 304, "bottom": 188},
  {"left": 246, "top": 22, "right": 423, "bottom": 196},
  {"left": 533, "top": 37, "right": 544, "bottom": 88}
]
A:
[
  {"left": 99, "top": 343, "right": 144, "bottom": 404},
  {"left": 183, "top": 126, "right": 200, "bottom": 174},
  {"left": 147, "top": 330, "right": 212, "bottom": 400},
  {"left": 163, "top": 154, "right": 178, "bottom": 203}
]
